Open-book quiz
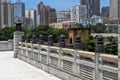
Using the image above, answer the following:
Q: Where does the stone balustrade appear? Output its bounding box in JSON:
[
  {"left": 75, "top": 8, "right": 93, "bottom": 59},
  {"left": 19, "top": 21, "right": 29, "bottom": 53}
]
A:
[
  {"left": 16, "top": 42, "right": 118, "bottom": 80},
  {"left": 0, "top": 40, "right": 13, "bottom": 51},
  {"left": 12, "top": 21, "right": 119, "bottom": 80}
]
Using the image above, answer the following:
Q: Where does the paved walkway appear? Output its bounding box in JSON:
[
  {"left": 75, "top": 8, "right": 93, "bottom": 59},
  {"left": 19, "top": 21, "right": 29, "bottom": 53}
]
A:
[{"left": 0, "top": 51, "right": 61, "bottom": 80}]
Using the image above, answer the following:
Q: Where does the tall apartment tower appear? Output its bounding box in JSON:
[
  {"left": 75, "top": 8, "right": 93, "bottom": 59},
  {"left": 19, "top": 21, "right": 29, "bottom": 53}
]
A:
[
  {"left": 110, "top": 0, "right": 120, "bottom": 18},
  {"left": 13, "top": 0, "right": 25, "bottom": 25},
  {"left": 37, "top": 1, "right": 57, "bottom": 25},
  {"left": 0, "top": 0, "right": 10, "bottom": 3},
  {"left": 0, "top": 0, "right": 14, "bottom": 28},
  {"left": 69, "top": 5, "right": 87, "bottom": 23},
  {"left": 80, "top": 0, "right": 100, "bottom": 18},
  {"left": 101, "top": 6, "right": 109, "bottom": 17},
  {"left": 25, "top": 9, "right": 37, "bottom": 27},
  {"left": 56, "top": 11, "right": 70, "bottom": 22}
]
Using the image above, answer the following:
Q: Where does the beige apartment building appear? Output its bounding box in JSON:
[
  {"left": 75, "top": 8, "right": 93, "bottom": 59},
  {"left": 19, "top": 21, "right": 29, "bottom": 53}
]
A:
[
  {"left": 49, "top": 21, "right": 77, "bottom": 30},
  {"left": 110, "top": 0, "right": 120, "bottom": 18},
  {"left": 0, "top": 0, "right": 14, "bottom": 28},
  {"left": 37, "top": 1, "right": 57, "bottom": 25},
  {"left": 25, "top": 9, "right": 37, "bottom": 26}
]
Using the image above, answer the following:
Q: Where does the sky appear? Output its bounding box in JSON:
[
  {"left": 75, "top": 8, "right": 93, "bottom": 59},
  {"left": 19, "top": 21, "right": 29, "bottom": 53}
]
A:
[{"left": 11, "top": 0, "right": 109, "bottom": 11}]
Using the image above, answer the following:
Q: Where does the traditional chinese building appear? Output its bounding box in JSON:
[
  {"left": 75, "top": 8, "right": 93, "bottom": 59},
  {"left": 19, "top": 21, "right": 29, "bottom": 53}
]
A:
[{"left": 68, "top": 28, "right": 91, "bottom": 43}]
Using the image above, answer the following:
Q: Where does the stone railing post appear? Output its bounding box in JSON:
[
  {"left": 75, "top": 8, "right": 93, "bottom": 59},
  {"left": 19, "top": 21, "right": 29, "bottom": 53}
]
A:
[
  {"left": 59, "top": 34, "right": 66, "bottom": 48},
  {"left": 14, "top": 31, "right": 24, "bottom": 58},
  {"left": 58, "top": 34, "right": 66, "bottom": 69},
  {"left": 32, "top": 35, "right": 36, "bottom": 44},
  {"left": 31, "top": 35, "right": 36, "bottom": 60},
  {"left": 47, "top": 35, "right": 53, "bottom": 65},
  {"left": 20, "top": 35, "right": 24, "bottom": 56},
  {"left": 48, "top": 35, "right": 53, "bottom": 46},
  {"left": 38, "top": 35, "right": 44, "bottom": 63},
  {"left": 26, "top": 35, "right": 30, "bottom": 43},
  {"left": 14, "top": 22, "right": 24, "bottom": 58},
  {"left": 25, "top": 35, "right": 30, "bottom": 58},
  {"left": 31, "top": 35, "right": 37, "bottom": 65},
  {"left": 93, "top": 35, "right": 104, "bottom": 80},
  {"left": 25, "top": 35, "right": 30, "bottom": 61},
  {"left": 73, "top": 35, "right": 82, "bottom": 75},
  {"left": 39, "top": 35, "right": 44, "bottom": 45},
  {"left": 118, "top": 25, "right": 120, "bottom": 80}
]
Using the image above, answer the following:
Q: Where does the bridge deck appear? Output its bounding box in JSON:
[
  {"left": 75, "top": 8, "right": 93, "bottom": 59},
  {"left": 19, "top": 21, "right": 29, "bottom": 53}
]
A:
[{"left": 0, "top": 51, "right": 61, "bottom": 80}]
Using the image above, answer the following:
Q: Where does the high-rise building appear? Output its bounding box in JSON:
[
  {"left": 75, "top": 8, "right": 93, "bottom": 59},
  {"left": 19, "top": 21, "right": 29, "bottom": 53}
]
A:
[
  {"left": 25, "top": 9, "right": 37, "bottom": 27},
  {"left": 80, "top": 0, "right": 100, "bottom": 18},
  {"left": 37, "top": 1, "right": 57, "bottom": 25},
  {"left": 0, "top": 0, "right": 14, "bottom": 28},
  {"left": 69, "top": 5, "right": 87, "bottom": 23},
  {"left": 101, "top": 6, "right": 109, "bottom": 17},
  {"left": 0, "top": 0, "right": 10, "bottom": 3},
  {"left": 56, "top": 11, "right": 70, "bottom": 22},
  {"left": 13, "top": 0, "right": 25, "bottom": 25},
  {"left": 110, "top": 0, "right": 120, "bottom": 18},
  {"left": 36, "top": 11, "right": 40, "bottom": 26}
]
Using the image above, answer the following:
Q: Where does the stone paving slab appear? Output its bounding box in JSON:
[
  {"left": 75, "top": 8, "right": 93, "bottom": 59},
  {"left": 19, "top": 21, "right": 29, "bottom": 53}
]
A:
[{"left": 0, "top": 51, "right": 61, "bottom": 80}]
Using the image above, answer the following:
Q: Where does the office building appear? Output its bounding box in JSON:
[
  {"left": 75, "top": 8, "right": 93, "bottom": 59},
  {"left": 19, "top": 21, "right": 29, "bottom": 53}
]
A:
[
  {"left": 13, "top": 0, "right": 25, "bottom": 25},
  {"left": 0, "top": 0, "right": 14, "bottom": 28},
  {"left": 36, "top": 12, "right": 40, "bottom": 26},
  {"left": 101, "top": 6, "right": 109, "bottom": 17},
  {"left": 37, "top": 1, "right": 57, "bottom": 25},
  {"left": 56, "top": 11, "right": 70, "bottom": 22},
  {"left": 110, "top": 0, "right": 120, "bottom": 18},
  {"left": 80, "top": 0, "right": 100, "bottom": 18},
  {"left": 25, "top": 9, "right": 37, "bottom": 27},
  {"left": 69, "top": 5, "right": 87, "bottom": 23}
]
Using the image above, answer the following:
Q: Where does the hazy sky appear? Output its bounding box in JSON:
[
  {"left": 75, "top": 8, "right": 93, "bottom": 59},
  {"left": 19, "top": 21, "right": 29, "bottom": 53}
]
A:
[{"left": 11, "top": 0, "right": 109, "bottom": 11}]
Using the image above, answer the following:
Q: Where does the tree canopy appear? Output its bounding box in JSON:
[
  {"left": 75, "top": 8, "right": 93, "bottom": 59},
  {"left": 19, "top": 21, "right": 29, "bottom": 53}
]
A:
[
  {"left": 0, "top": 25, "right": 68, "bottom": 43},
  {"left": 0, "top": 24, "right": 118, "bottom": 55}
]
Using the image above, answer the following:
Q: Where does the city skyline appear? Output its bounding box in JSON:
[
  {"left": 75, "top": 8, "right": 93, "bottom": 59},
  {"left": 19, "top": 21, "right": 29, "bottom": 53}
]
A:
[
  {"left": 0, "top": 0, "right": 110, "bottom": 28},
  {"left": 80, "top": 0, "right": 100, "bottom": 17},
  {"left": 11, "top": 0, "right": 109, "bottom": 11}
]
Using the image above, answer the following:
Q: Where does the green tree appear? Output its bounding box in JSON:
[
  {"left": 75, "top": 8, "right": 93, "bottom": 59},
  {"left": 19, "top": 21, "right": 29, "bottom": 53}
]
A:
[
  {"left": 82, "top": 36, "right": 96, "bottom": 52},
  {"left": 90, "top": 23, "right": 106, "bottom": 33},
  {"left": 0, "top": 27, "right": 15, "bottom": 40},
  {"left": 22, "top": 25, "right": 68, "bottom": 43},
  {"left": 105, "top": 37, "right": 118, "bottom": 55},
  {"left": 48, "top": 28, "right": 68, "bottom": 42},
  {"left": 75, "top": 23, "right": 84, "bottom": 28}
]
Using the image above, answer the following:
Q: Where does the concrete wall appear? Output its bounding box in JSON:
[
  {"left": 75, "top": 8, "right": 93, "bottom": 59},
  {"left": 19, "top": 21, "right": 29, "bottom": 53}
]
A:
[
  {"left": 0, "top": 40, "right": 13, "bottom": 51},
  {"left": 16, "top": 42, "right": 118, "bottom": 80}
]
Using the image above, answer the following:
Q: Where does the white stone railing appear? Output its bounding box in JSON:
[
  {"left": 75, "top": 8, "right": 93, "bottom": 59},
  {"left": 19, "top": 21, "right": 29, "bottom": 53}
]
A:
[
  {"left": 91, "top": 33, "right": 118, "bottom": 37},
  {"left": 17, "top": 42, "right": 118, "bottom": 80},
  {"left": 0, "top": 40, "right": 13, "bottom": 51}
]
